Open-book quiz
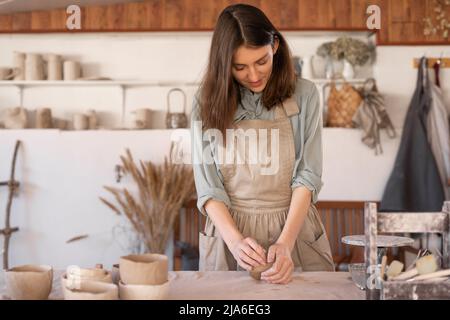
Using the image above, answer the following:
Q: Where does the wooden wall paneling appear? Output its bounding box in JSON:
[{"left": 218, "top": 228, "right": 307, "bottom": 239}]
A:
[
  {"left": 126, "top": 2, "right": 149, "bottom": 29},
  {"left": 164, "top": 0, "right": 185, "bottom": 29},
  {"left": 0, "top": 15, "right": 13, "bottom": 32},
  {"left": 49, "top": 9, "right": 66, "bottom": 31},
  {"left": 107, "top": 3, "right": 128, "bottom": 30},
  {"left": 375, "top": 0, "right": 390, "bottom": 44},
  {"left": 389, "top": 0, "right": 410, "bottom": 23},
  {"left": 11, "top": 12, "right": 31, "bottom": 31},
  {"left": 226, "top": 0, "right": 262, "bottom": 9},
  {"left": 260, "top": 0, "right": 300, "bottom": 29},
  {"left": 279, "top": 0, "right": 300, "bottom": 29},
  {"left": 423, "top": 0, "right": 450, "bottom": 43},
  {"left": 350, "top": 0, "right": 371, "bottom": 28},
  {"left": 85, "top": 5, "right": 108, "bottom": 30},
  {"left": 333, "top": 0, "right": 352, "bottom": 28},
  {"left": 30, "top": 11, "right": 50, "bottom": 31},
  {"left": 298, "top": 0, "right": 337, "bottom": 29},
  {"left": 144, "top": 0, "right": 163, "bottom": 29}
]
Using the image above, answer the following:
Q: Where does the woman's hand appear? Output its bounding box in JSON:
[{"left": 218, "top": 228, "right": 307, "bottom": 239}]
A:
[
  {"left": 229, "top": 237, "right": 267, "bottom": 271},
  {"left": 261, "top": 242, "right": 294, "bottom": 284}
]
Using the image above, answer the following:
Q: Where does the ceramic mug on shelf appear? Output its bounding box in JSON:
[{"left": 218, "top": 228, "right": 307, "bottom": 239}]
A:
[
  {"left": 132, "top": 108, "right": 151, "bottom": 129},
  {"left": 0, "top": 67, "right": 20, "bottom": 80},
  {"left": 63, "top": 60, "right": 81, "bottom": 81},
  {"left": 73, "top": 113, "right": 88, "bottom": 130}
]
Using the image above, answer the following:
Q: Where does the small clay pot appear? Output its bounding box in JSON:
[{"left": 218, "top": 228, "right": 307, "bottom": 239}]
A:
[
  {"left": 119, "top": 253, "right": 168, "bottom": 285},
  {"left": 4, "top": 107, "right": 28, "bottom": 129},
  {"left": 36, "top": 107, "right": 53, "bottom": 129},
  {"left": 249, "top": 262, "right": 274, "bottom": 280},
  {"left": 73, "top": 113, "right": 88, "bottom": 130},
  {"left": 118, "top": 273, "right": 174, "bottom": 300},
  {"left": 5, "top": 264, "right": 53, "bottom": 300}
]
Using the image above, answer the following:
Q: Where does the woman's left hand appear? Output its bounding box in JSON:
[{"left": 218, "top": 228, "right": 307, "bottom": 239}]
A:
[{"left": 260, "top": 242, "right": 294, "bottom": 284}]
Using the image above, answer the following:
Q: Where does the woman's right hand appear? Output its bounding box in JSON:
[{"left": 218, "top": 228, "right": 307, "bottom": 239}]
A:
[{"left": 229, "top": 237, "right": 267, "bottom": 271}]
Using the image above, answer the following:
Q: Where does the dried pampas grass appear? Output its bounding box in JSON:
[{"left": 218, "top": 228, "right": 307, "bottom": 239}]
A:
[{"left": 100, "top": 143, "right": 195, "bottom": 254}]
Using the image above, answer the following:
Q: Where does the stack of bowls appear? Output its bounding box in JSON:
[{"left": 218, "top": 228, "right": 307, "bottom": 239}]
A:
[
  {"left": 118, "top": 253, "right": 172, "bottom": 300},
  {"left": 4, "top": 265, "right": 53, "bottom": 300},
  {"left": 61, "top": 264, "right": 118, "bottom": 300}
]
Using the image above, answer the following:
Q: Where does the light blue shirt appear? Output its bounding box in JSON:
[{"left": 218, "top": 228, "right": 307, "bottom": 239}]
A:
[{"left": 191, "top": 78, "right": 323, "bottom": 215}]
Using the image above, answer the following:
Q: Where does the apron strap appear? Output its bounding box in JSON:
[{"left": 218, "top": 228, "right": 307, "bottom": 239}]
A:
[{"left": 274, "top": 97, "right": 300, "bottom": 119}]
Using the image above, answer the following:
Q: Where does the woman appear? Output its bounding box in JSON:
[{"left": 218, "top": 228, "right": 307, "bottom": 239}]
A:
[{"left": 191, "top": 4, "right": 334, "bottom": 284}]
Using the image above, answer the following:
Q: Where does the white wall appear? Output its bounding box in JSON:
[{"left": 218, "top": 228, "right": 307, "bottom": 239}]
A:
[{"left": 0, "top": 31, "right": 449, "bottom": 269}]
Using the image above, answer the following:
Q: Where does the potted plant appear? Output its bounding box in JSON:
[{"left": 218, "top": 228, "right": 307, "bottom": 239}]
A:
[
  {"left": 316, "top": 36, "right": 376, "bottom": 79},
  {"left": 99, "top": 143, "right": 195, "bottom": 254}
]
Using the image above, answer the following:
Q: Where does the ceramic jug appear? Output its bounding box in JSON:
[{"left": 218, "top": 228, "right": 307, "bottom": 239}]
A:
[
  {"left": 25, "top": 53, "right": 46, "bottom": 80},
  {"left": 0, "top": 67, "right": 19, "bottom": 80},
  {"left": 13, "top": 52, "right": 26, "bottom": 80}
]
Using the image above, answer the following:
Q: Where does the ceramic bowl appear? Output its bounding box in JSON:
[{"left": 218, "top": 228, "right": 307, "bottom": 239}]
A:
[
  {"left": 118, "top": 273, "right": 174, "bottom": 300},
  {"left": 62, "top": 278, "right": 118, "bottom": 300},
  {"left": 66, "top": 265, "right": 112, "bottom": 283},
  {"left": 5, "top": 264, "right": 53, "bottom": 300},
  {"left": 119, "top": 253, "right": 168, "bottom": 285}
]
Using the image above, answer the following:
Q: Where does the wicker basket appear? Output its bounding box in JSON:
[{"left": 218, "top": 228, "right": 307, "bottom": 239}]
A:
[{"left": 326, "top": 83, "right": 362, "bottom": 128}]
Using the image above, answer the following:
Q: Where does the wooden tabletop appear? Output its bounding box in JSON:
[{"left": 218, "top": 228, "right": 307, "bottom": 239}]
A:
[{"left": 1, "top": 270, "right": 365, "bottom": 300}]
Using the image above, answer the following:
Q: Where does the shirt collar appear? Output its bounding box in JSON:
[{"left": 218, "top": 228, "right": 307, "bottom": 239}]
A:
[{"left": 234, "top": 85, "right": 263, "bottom": 122}]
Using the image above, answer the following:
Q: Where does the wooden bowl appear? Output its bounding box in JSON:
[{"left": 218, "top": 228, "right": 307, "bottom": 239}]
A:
[
  {"left": 118, "top": 273, "right": 174, "bottom": 300},
  {"left": 119, "top": 253, "right": 168, "bottom": 285},
  {"left": 5, "top": 265, "right": 53, "bottom": 300},
  {"left": 62, "top": 279, "right": 118, "bottom": 300}
]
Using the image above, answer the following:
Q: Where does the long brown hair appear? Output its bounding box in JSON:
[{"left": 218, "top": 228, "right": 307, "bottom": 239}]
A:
[{"left": 199, "top": 4, "right": 296, "bottom": 134}]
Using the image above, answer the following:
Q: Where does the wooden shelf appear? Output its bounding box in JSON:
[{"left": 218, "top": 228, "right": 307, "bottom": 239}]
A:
[
  {"left": 0, "top": 80, "right": 200, "bottom": 87},
  {"left": 0, "top": 78, "right": 368, "bottom": 87}
]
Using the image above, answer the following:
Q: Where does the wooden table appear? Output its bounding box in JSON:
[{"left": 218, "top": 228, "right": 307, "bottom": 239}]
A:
[{"left": 1, "top": 270, "right": 365, "bottom": 300}]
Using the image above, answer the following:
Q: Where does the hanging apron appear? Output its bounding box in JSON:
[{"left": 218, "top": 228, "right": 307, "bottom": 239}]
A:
[
  {"left": 199, "top": 97, "right": 335, "bottom": 272},
  {"left": 380, "top": 57, "right": 445, "bottom": 212}
]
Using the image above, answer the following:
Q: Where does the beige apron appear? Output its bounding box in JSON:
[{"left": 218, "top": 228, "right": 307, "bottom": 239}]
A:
[{"left": 199, "top": 97, "right": 335, "bottom": 272}]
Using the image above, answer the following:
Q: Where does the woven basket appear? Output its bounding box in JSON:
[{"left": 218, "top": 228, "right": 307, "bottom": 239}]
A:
[{"left": 326, "top": 83, "right": 362, "bottom": 128}]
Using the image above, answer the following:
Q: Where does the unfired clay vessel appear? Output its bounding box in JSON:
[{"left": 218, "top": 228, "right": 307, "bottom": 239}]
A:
[
  {"left": 36, "top": 107, "right": 53, "bottom": 128},
  {"left": 4, "top": 107, "right": 28, "bottom": 129},
  {"left": 118, "top": 273, "right": 174, "bottom": 300},
  {"left": 119, "top": 253, "right": 168, "bottom": 285},
  {"left": 5, "top": 265, "right": 53, "bottom": 300}
]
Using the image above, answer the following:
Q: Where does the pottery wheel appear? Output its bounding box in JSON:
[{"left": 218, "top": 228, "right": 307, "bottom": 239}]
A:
[{"left": 341, "top": 235, "right": 414, "bottom": 247}]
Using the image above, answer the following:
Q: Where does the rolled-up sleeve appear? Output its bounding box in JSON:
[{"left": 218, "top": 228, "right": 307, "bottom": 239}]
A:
[
  {"left": 190, "top": 95, "right": 232, "bottom": 216},
  {"left": 291, "top": 83, "right": 324, "bottom": 203}
]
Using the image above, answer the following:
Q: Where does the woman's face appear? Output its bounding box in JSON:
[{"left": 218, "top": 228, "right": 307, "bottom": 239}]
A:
[{"left": 231, "top": 41, "right": 279, "bottom": 93}]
